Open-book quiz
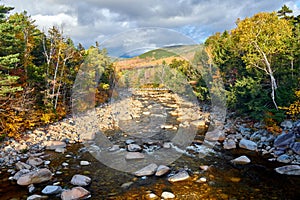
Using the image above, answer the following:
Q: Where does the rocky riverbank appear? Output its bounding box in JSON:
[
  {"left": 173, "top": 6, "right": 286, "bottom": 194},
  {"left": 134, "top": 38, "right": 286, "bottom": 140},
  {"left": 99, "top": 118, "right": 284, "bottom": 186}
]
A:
[{"left": 0, "top": 90, "right": 299, "bottom": 199}]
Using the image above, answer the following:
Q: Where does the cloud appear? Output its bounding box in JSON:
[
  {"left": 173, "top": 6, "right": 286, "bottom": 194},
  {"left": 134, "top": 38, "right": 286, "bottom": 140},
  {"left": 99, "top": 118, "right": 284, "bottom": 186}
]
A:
[{"left": 2, "top": 0, "right": 300, "bottom": 49}]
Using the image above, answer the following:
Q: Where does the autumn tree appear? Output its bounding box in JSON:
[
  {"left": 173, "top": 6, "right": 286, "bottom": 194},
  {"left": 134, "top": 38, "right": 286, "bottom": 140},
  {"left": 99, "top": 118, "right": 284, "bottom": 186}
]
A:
[{"left": 232, "top": 12, "right": 293, "bottom": 110}]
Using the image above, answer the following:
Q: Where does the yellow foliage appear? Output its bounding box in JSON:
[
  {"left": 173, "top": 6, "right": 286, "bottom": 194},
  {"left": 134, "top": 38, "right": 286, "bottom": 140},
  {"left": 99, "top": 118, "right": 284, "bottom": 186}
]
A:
[{"left": 280, "top": 90, "right": 300, "bottom": 119}]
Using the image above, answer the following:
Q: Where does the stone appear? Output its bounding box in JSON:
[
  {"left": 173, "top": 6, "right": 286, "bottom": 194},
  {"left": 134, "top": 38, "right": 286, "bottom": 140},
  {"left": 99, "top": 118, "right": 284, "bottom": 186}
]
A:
[
  {"left": 197, "top": 177, "right": 207, "bottom": 183},
  {"left": 199, "top": 165, "right": 209, "bottom": 171},
  {"left": 277, "top": 154, "right": 292, "bottom": 163},
  {"left": 16, "top": 161, "right": 31, "bottom": 170},
  {"left": 168, "top": 170, "right": 190, "bottom": 182},
  {"left": 134, "top": 163, "right": 158, "bottom": 176},
  {"left": 125, "top": 152, "right": 145, "bottom": 160},
  {"left": 205, "top": 129, "right": 225, "bottom": 141},
  {"left": 27, "top": 194, "right": 48, "bottom": 200},
  {"left": 44, "top": 141, "right": 66, "bottom": 150},
  {"left": 223, "top": 139, "right": 236, "bottom": 150},
  {"left": 28, "top": 184, "right": 35, "bottom": 193},
  {"left": 127, "top": 144, "right": 142, "bottom": 152},
  {"left": 239, "top": 139, "right": 257, "bottom": 151},
  {"left": 275, "top": 165, "right": 300, "bottom": 175},
  {"left": 190, "top": 120, "right": 206, "bottom": 128},
  {"left": 163, "top": 142, "right": 172, "bottom": 149},
  {"left": 13, "top": 169, "right": 31, "bottom": 180},
  {"left": 291, "top": 142, "right": 300, "bottom": 155},
  {"left": 125, "top": 139, "right": 135, "bottom": 145},
  {"left": 41, "top": 185, "right": 63, "bottom": 195},
  {"left": 71, "top": 174, "right": 91, "bottom": 186},
  {"left": 17, "top": 168, "right": 52, "bottom": 186},
  {"left": 280, "top": 120, "right": 294, "bottom": 129},
  {"left": 231, "top": 155, "right": 251, "bottom": 165},
  {"left": 146, "top": 193, "right": 159, "bottom": 199},
  {"left": 274, "top": 132, "right": 295, "bottom": 148},
  {"left": 161, "top": 191, "right": 175, "bottom": 199},
  {"left": 108, "top": 145, "right": 120, "bottom": 152},
  {"left": 121, "top": 181, "right": 133, "bottom": 188},
  {"left": 55, "top": 147, "right": 66, "bottom": 153},
  {"left": 155, "top": 165, "right": 170, "bottom": 176},
  {"left": 80, "top": 161, "right": 90, "bottom": 166},
  {"left": 26, "top": 157, "right": 44, "bottom": 166},
  {"left": 61, "top": 187, "right": 91, "bottom": 200}
]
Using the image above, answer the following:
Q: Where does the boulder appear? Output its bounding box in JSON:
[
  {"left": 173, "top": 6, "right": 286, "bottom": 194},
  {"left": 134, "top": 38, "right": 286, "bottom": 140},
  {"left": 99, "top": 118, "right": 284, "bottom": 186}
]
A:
[
  {"left": 17, "top": 168, "right": 52, "bottom": 186},
  {"left": 274, "top": 132, "right": 295, "bottom": 148},
  {"left": 134, "top": 163, "right": 158, "bottom": 176},
  {"left": 275, "top": 165, "right": 300, "bottom": 175},
  {"left": 239, "top": 139, "right": 257, "bottom": 151},
  {"left": 231, "top": 155, "right": 251, "bottom": 165},
  {"left": 291, "top": 142, "right": 300, "bottom": 155},
  {"left": 168, "top": 170, "right": 190, "bottom": 182},
  {"left": 61, "top": 187, "right": 91, "bottom": 200},
  {"left": 71, "top": 174, "right": 91, "bottom": 186}
]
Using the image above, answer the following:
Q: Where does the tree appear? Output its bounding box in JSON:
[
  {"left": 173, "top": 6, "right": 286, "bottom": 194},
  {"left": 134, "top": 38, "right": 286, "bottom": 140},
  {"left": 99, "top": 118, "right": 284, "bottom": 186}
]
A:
[{"left": 232, "top": 12, "right": 293, "bottom": 109}]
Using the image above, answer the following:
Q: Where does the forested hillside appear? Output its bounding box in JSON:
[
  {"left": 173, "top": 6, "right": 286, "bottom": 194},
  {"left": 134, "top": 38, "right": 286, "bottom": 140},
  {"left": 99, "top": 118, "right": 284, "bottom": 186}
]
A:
[{"left": 0, "top": 4, "right": 113, "bottom": 139}]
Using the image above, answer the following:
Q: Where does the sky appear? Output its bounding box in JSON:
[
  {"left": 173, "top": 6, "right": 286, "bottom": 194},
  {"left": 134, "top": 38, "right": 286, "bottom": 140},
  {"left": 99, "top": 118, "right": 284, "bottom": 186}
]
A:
[{"left": 2, "top": 0, "right": 300, "bottom": 56}]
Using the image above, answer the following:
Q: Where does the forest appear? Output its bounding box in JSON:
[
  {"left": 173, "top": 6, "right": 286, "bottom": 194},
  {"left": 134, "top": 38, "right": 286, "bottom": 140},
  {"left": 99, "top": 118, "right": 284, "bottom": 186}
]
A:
[{"left": 0, "top": 3, "right": 300, "bottom": 139}]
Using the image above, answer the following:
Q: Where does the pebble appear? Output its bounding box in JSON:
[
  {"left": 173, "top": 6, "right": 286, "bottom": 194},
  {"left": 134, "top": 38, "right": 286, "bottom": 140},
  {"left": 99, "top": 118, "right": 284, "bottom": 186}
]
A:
[
  {"left": 80, "top": 161, "right": 90, "bottom": 166},
  {"left": 161, "top": 191, "right": 175, "bottom": 199}
]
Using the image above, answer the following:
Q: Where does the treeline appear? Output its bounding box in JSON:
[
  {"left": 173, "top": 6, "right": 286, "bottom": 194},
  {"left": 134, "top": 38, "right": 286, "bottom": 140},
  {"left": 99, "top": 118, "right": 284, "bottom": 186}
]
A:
[
  {"left": 202, "top": 5, "right": 300, "bottom": 126},
  {"left": 0, "top": 4, "right": 113, "bottom": 138}
]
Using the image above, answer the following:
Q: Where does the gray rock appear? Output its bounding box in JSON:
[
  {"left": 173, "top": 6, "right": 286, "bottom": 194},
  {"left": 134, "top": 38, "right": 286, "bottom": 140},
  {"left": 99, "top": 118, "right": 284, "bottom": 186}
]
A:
[
  {"left": 274, "top": 132, "right": 295, "bottom": 148},
  {"left": 168, "top": 170, "right": 190, "bottom": 182},
  {"left": 26, "top": 157, "right": 44, "bottom": 166},
  {"left": 239, "top": 139, "right": 257, "bottom": 151},
  {"left": 127, "top": 144, "right": 142, "bottom": 152},
  {"left": 155, "top": 165, "right": 170, "bottom": 176},
  {"left": 71, "top": 174, "right": 91, "bottom": 186},
  {"left": 13, "top": 169, "right": 31, "bottom": 180},
  {"left": 134, "top": 163, "right": 158, "bottom": 176},
  {"left": 275, "top": 165, "right": 300, "bottom": 175},
  {"left": 280, "top": 120, "right": 294, "bottom": 130},
  {"left": 125, "top": 152, "right": 145, "bottom": 160},
  {"left": 80, "top": 161, "right": 90, "bottom": 166},
  {"left": 61, "top": 187, "right": 91, "bottom": 200},
  {"left": 28, "top": 184, "right": 35, "bottom": 193},
  {"left": 277, "top": 154, "right": 292, "bottom": 163},
  {"left": 223, "top": 139, "right": 236, "bottom": 150},
  {"left": 16, "top": 161, "right": 31, "bottom": 170},
  {"left": 291, "top": 142, "right": 300, "bottom": 155},
  {"left": 125, "top": 139, "right": 135, "bottom": 145},
  {"left": 17, "top": 168, "right": 52, "bottom": 186},
  {"left": 44, "top": 141, "right": 66, "bottom": 150},
  {"left": 41, "top": 185, "right": 63, "bottom": 195},
  {"left": 161, "top": 191, "right": 175, "bottom": 199},
  {"left": 231, "top": 155, "right": 251, "bottom": 165},
  {"left": 205, "top": 129, "right": 225, "bottom": 141},
  {"left": 27, "top": 194, "right": 48, "bottom": 200},
  {"left": 120, "top": 181, "right": 133, "bottom": 188},
  {"left": 108, "top": 145, "right": 120, "bottom": 152}
]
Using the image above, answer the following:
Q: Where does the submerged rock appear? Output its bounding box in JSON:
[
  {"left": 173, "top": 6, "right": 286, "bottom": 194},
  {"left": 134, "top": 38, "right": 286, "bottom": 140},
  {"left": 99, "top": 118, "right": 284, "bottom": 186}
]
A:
[
  {"left": 17, "top": 168, "right": 52, "bottom": 186},
  {"left": 155, "top": 165, "right": 170, "bottom": 176},
  {"left": 231, "top": 155, "right": 251, "bottom": 165},
  {"left": 71, "top": 174, "right": 91, "bottom": 186},
  {"left": 275, "top": 165, "right": 300, "bottom": 175},
  {"left": 125, "top": 152, "right": 145, "bottom": 160},
  {"left": 44, "top": 141, "right": 66, "bottom": 150}
]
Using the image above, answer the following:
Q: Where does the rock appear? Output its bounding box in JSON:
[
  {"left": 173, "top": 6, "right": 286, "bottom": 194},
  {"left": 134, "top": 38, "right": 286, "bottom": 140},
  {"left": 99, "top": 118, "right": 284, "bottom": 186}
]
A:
[
  {"left": 239, "top": 139, "right": 257, "bottom": 151},
  {"left": 108, "top": 145, "right": 120, "bottom": 152},
  {"left": 17, "top": 168, "right": 52, "bottom": 186},
  {"left": 27, "top": 194, "right": 48, "bottom": 200},
  {"left": 197, "top": 177, "right": 207, "bottom": 183},
  {"left": 146, "top": 193, "right": 159, "bottom": 199},
  {"left": 28, "top": 184, "right": 35, "bottom": 193},
  {"left": 125, "top": 152, "right": 145, "bottom": 160},
  {"left": 120, "top": 181, "right": 133, "bottom": 188},
  {"left": 80, "top": 161, "right": 90, "bottom": 166},
  {"left": 190, "top": 120, "right": 206, "bottom": 128},
  {"left": 168, "top": 170, "right": 190, "bottom": 182},
  {"left": 291, "top": 142, "right": 300, "bottom": 155},
  {"left": 55, "top": 147, "right": 66, "bottom": 153},
  {"left": 44, "top": 141, "right": 66, "bottom": 150},
  {"left": 277, "top": 154, "right": 292, "bottom": 163},
  {"left": 231, "top": 155, "right": 251, "bottom": 165},
  {"left": 26, "top": 157, "right": 44, "bottom": 166},
  {"left": 163, "top": 142, "right": 172, "bottom": 149},
  {"left": 280, "top": 120, "right": 293, "bottom": 129},
  {"left": 223, "top": 139, "right": 236, "bottom": 150},
  {"left": 71, "top": 174, "right": 91, "bottom": 186},
  {"left": 13, "top": 169, "right": 31, "bottom": 180},
  {"left": 127, "top": 144, "right": 142, "bottom": 152},
  {"left": 125, "top": 139, "right": 135, "bottom": 145},
  {"left": 275, "top": 165, "right": 300, "bottom": 175},
  {"left": 61, "top": 187, "right": 91, "bottom": 200},
  {"left": 155, "top": 165, "right": 170, "bottom": 176},
  {"left": 16, "top": 161, "right": 31, "bottom": 170},
  {"left": 161, "top": 191, "right": 175, "bottom": 199},
  {"left": 205, "top": 129, "right": 225, "bottom": 141},
  {"left": 41, "top": 185, "right": 63, "bottom": 195},
  {"left": 274, "top": 132, "right": 295, "bottom": 148},
  {"left": 134, "top": 163, "right": 158, "bottom": 176},
  {"left": 199, "top": 165, "right": 209, "bottom": 171},
  {"left": 161, "top": 125, "right": 174, "bottom": 129},
  {"left": 44, "top": 160, "right": 51, "bottom": 165}
]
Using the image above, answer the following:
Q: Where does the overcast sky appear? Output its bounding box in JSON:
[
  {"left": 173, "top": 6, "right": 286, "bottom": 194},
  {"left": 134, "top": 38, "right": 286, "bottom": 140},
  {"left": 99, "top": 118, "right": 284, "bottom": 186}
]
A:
[{"left": 2, "top": 0, "right": 300, "bottom": 56}]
